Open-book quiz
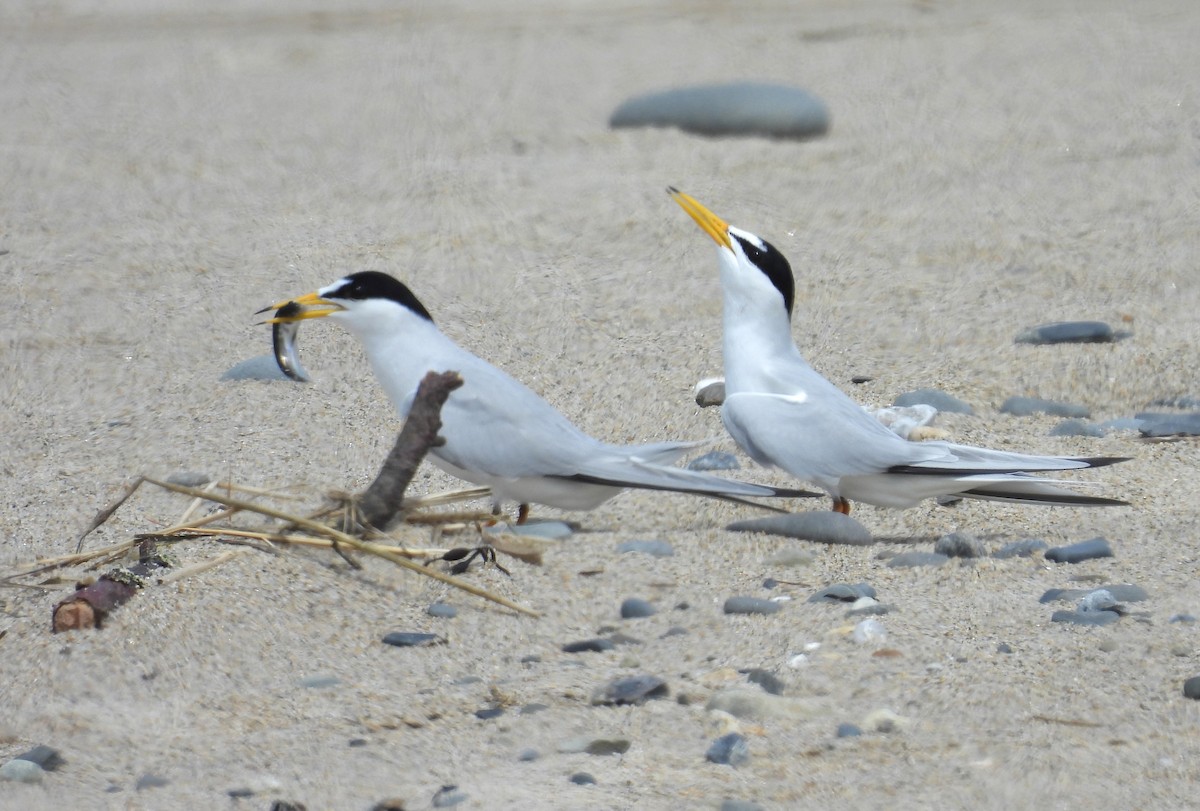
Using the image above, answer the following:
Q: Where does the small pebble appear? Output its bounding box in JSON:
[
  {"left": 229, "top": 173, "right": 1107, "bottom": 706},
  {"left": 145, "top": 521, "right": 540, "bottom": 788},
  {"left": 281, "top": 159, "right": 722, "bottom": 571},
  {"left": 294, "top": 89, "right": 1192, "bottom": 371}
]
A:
[
  {"left": 591, "top": 674, "right": 669, "bottom": 705},
  {"left": 852, "top": 618, "right": 887, "bottom": 645},
  {"left": 1015, "top": 321, "right": 1115, "bottom": 345},
  {"left": 562, "top": 638, "right": 615, "bottom": 653},
  {"left": 426, "top": 602, "right": 458, "bottom": 619},
  {"left": 569, "top": 772, "right": 596, "bottom": 785},
  {"left": 743, "top": 668, "right": 785, "bottom": 696},
  {"left": 846, "top": 598, "right": 890, "bottom": 617},
  {"left": 517, "top": 748, "right": 539, "bottom": 762},
  {"left": 1050, "top": 609, "right": 1120, "bottom": 626},
  {"left": 687, "top": 450, "right": 740, "bottom": 471},
  {"left": 382, "top": 632, "right": 445, "bottom": 648},
  {"left": 488, "top": 519, "right": 574, "bottom": 540},
  {"left": 1049, "top": 418, "right": 1105, "bottom": 438},
  {"left": 610, "top": 82, "right": 829, "bottom": 140},
  {"left": 1044, "top": 537, "right": 1114, "bottom": 564},
  {"left": 836, "top": 722, "right": 863, "bottom": 738},
  {"left": 662, "top": 626, "right": 689, "bottom": 638},
  {"left": 1183, "top": 677, "right": 1200, "bottom": 700},
  {"left": 165, "top": 471, "right": 211, "bottom": 487},
  {"left": 620, "top": 598, "right": 656, "bottom": 619},
  {"left": 934, "top": 532, "right": 985, "bottom": 558},
  {"left": 135, "top": 773, "right": 170, "bottom": 790},
  {"left": 1000, "top": 396, "right": 1090, "bottom": 418},
  {"left": 720, "top": 802, "right": 765, "bottom": 811},
  {"left": 13, "top": 745, "right": 63, "bottom": 772},
  {"left": 616, "top": 539, "right": 674, "bottom": 557},
  {"left": 0, "top": 759, "right": 45, "bottom": 784},
  {"left": 727, "top": 512, "right": 873, "bottom": 545},
  {"left": 892, "top": 388, "right": 974, "bottom": 415},
  {"left": 724, "top": 596, "right": 781, "bottom": 616},
  {"left": 474, "top": 706, "right": 504, "bottom": 720},
  {"left": 705, "top": 733, "right": 750, "bottom": 766},
  {"left": 1077, "top": 589, "right": 1120, "bottom": 613},
  {"left": 1040, "top": 584, "right": 1147, "bottom": 603},
  {"left": 432, "top": 785, "right": 467, "bottom": 808},
  {"left": 993, "top": 539, "right": 1048, "bottom": 559},
  {"left": 694, "top": 379, "right": 726, "bottom": 407},
  {"left": 1170, "top": 614, "right": 1197, "bottom": 624},
  {"left": 809, "top": 583, "right": 876, "bottom": 603},
  {"left": 520, "top": 703, "right": 550, "bottom": 715},
  {"left": 1136, "top": 412, "right": 1200, "bottom": 437},
  {"left": 886, "top": 551, "right": 949, "bottom": 568},
  {"left": 996, "top": 642, "right": 1013, "bottom": 654},
  {"left": 298, "top": 675, "right": 341, "bottom": 689}
]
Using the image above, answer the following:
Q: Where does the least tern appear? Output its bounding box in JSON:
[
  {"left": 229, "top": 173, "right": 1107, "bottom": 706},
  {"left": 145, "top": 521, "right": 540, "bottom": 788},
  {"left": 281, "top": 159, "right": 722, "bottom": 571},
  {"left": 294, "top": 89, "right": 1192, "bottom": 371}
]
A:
[
  {"left": 669, "top": 188, "right": 1129, "bottom": 514},
  {"left": 263, "top": 271, "right": 819, "bottom": 520}
]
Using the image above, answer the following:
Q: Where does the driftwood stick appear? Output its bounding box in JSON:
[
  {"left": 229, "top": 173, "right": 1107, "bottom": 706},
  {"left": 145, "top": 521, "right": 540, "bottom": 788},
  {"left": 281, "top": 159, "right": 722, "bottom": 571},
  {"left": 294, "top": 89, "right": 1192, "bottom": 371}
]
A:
[
  {"left": 52, "top": 538, "right": 169, "bottom": 632},
  {"left": 352, "top": 370, "right": 464, "bottom": 531},
  {"left": 75, "top": 476, "right": 145, "bottom": 553}
]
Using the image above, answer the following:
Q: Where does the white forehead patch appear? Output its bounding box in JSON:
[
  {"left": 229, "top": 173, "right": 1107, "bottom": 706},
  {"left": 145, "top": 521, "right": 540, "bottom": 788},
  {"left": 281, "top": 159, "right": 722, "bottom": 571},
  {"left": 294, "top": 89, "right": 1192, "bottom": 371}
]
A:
[{"left": 729, "top": 226, "right": 767, "bottom": 252}]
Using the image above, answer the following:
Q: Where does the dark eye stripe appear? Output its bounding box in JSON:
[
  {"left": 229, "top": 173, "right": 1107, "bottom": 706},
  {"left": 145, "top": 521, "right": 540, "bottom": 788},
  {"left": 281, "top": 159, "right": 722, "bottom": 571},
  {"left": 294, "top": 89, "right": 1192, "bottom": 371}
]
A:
[
  {"left": 733, "top": 235, "right": 794, "bottom": 316},
  {"left": 329, "top": 271, "right": 435, "bottom": 323}
]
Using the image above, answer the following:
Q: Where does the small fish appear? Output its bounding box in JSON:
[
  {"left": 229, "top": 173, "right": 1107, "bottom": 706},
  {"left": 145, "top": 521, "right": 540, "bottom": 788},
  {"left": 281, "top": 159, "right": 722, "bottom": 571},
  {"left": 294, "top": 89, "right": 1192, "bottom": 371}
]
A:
[{"left": 272, "top": 301, "right": 311, "bottom": 382}]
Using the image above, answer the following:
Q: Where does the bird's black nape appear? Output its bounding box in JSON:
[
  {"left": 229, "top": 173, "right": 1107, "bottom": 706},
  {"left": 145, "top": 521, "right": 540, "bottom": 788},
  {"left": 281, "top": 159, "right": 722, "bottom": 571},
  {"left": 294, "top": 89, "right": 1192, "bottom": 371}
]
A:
[
  {"left": 733, "top": 234, "right": 795, "bottom": 317},
  {"left": 326, "top": 271, "right": 434, "bottom": 322}
]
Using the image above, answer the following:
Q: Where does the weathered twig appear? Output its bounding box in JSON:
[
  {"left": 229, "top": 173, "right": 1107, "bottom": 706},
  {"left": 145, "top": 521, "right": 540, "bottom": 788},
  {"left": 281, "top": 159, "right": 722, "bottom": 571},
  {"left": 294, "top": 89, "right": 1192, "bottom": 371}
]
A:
[
  {"left": 52, "top": 538, "right": 170, "bottom": 632},
  {"left": 350, "top": 370, "right": 465, "bottom": 532},
  {"left": 75, "top": 476, "right": 145, "bottom": 553}
]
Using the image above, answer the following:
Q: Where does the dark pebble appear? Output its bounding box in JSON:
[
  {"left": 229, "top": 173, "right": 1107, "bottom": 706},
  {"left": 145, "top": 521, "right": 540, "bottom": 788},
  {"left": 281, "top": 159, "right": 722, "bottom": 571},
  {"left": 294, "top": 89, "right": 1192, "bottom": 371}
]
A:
[
  {"left": 14, "top": 745, "right": 64, "bottom": 772},
  {"left": 1000, "top": 396, "right": 1090, "bottom": 418},
  {"left": 886, "top": 551, "right": 949, "bottom": 568},
  {"left": 610, "top": 82, "right": 829, "bottom": 140},
  {"left": 1183, "top": 677, "right": 1200, "bottom": 700},
  {"left": 993, "top": 538, "right": 1048, "bottom": 559},
  {"left": 1044, "top": 537, "right": 1113, "bottom": 564},
  {"left": 695, "top": 380, "right": 726, "bottom": 407},
  {"left": 474, "top": 706, "right": 504, "bottom": 720},
  {"left": 727, "top": 511, "right": 873, "bottom": 545},
  {"left": 370, "top": 800, "right": 408, "bottom": 811},
  {"left": 808, "top": 583, "right": 876, "bottom": 603},
  {"left": 705, "top": 733, "right": 751, "bottom": 766},
  {"left": 586, "top": 739, "right": 631, "bottom": 756},
  {"left": 348, "top": 739, "right": 367, "bottom": 747},
  {"left": 135, "top": 774, "right": 170, "bottom": 790},
  {"left": 724, "top": 596, "right": 782, "bottom": 616},
  {"left": 518, "top": 748, "right": 539, "bottom": 762},
  {"left": 269, "top": 803, "right": 307, "bottom": 811},
  {"left": 1015, "top": 321, "right": 1115, "bottom": 345},
  {"left": 997, "top": 643, "right": 1013, "bottom": 654},
  {"left": 892, "top": 388, "right": 974, "bottom": 415},
  {"left": 593, "top": 674, "right": 669, "bottom": 705},
  {"left": 934, "top": 531, "right": 985, "bottom": 558},
  {"left": 762, "top": 577, "right": 779, "bottom": 589},
  {"left": 1039, "top": 584, "right": 1148, "bottom": 604},
  {"left": 720, "top": 802, "right": 765, "bottom": 811},
  {"left": 836, "top": 722, "right": 863, "bottom": 738},
  {"left": 620, "top": 598, "right": 657, "bottom": 619},
  {"left": 432, "top": 785, "right": 467, "bottom": 808},
  {"left": 1051, "top": 609, "right": 1120, "bottom": 626},
  {"left": 570, "top": 772, "right": 597, "bottom": 785},
  {"left": 743, "top": 668, "right": 785, "bottom": 696},
  {"left": 1136, "top": 411, "right": 1200, "bottom": 437},
  {"left": 1049, "top": 419, "right": 1105, "bottom": 438},
  {"left": 687, "top": 450, "right": 740, "bottom": 471},
  {"left": 562, "top": 638, "right": 615, "bottom": 653},
  {"left": 382, "top": 632, "right": 445, "bottom": 648},
  {"left": 426, "top": 602, "right": 458, "bottom": 619},
  {"left": 615, "top": 539, "right": 674, "bottom": 557}
]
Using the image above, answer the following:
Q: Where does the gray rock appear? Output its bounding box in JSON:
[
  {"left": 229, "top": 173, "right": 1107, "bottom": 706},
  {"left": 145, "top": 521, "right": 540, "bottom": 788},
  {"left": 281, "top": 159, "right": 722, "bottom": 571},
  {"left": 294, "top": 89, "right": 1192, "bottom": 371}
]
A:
[
  {"left": 619, "top": 598, "right": 656, "bottom": 619},
  {"left": 432, "top": 785, "right": 468, "bottom": 807},
  {"left": 165, "top": 471, "right": 211, "bottom": 487},
  {"left": 610, "top": 82, "right": 829, "bottom": 140},
  {"left": 687, "top": 450, "right": 740, "bottom": 471},
  {"left": 836, "top": 722, "right": 863, "bottom": 738},
  {"left": 1184, "top": 677, "right": 1200, "bottom": 700},
  {"left": 13, "top": 746, "right": 63, "bottom": 772},
  {"left": 743, "top": 668, "right": 785, "bottom": 696},
  {"left": 720, "top": 802, "right": 765, "bottom": 811},
  {"left": 517, "top": 748, "right": 539, "bottom": 762},
  {"left": 616, "top": 539, "right": 674, "bottom": 557},
  {"left": 1170, "top": 614, "right": 1197, "bottom": 624},
  {"left": 705, "top": 733, "right": 750, "bottom": 766},
  {"left": 695, "top": 380, "right": 727, "bottom": 407},
  {"left": 426, "top": 602, "right": 458, "bottom": 619},
  {"left": 808, "top": 583, "right": 876, "bottom": 603},
  {"left": 220, "top": 354, "right": 295, "bottom": 382},
  {"left": 1015, "top": 321, "right": 1115, "bottom": 345},
  {"left": 1049, "top": 419, "right": 1105, "bottom": 438},
  {"left": 934, "top": 532, "right": 985, "bottom": 558},
  {"left": 1000, "top": 396, "right": 1090, "bottom": 418},
  {"left": 591, "top": 675, "right": 669, "bottom": 706},
  {"left": 886, "top": 551, "right": 949, "bottom": 568},
  {"left": 1039, "top": 584, "right": 1148, "bottom": 604},
  {"left": 0, "top": 758, "right": 45, "bottom": 784},
  {"left": 727, "top": 511, "right": 873, "bottom": 545},
  {"left": 1051, "top": 609, "right": 1120, "bottom": 626},
  {"left": 893, "top": 388, "right": 974, "bottom": 415},
  {"left": 569, "top": 772, "right": 597, "bottom": 785},
  {"left": 298, "top": 674, "right": 341, "bottom": 689},
  {"left": 562, "top": 638, "right": 615, "bottom": 653},
  {"left": 724, "top": 596, "right": 781, "bottom": 616},
  {"left": 1077, "top": 589, "right": 1120, "bottom": 613},
  {"left": 993, "top": 538, "right": 1048, "bottom": 559},
  {"left": 1044, "top": 537, "right": 1113, "bottom": 564},
  {"left": 1136, "top": 411, "right": 1200, "bottom": 437},
  {"left": 381, "top": 632, "right": 445, "bottom": 648},
  {"left": 135, "top": 773, "right": 170, "bottom": 790}
]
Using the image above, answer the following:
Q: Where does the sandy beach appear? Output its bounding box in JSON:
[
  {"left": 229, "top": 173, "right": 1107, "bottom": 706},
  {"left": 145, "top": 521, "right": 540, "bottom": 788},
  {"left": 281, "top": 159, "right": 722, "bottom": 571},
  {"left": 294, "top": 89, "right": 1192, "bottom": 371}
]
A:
[{"left": 3, "top": 1, "right": 1199, "bottom": 808}]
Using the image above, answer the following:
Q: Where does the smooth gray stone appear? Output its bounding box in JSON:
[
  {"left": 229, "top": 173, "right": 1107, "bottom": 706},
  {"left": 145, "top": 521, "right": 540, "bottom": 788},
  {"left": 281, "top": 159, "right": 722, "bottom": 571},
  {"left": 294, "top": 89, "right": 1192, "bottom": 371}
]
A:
[
  {"left": 1044, "top": 537, "right": 1113, "bottom": 564},
  {"left": 687, "top": 450, "right": 740, "bottom": 471},
  {"left": 695, "top": 380, "right": 726, "bottom": 407},
  {"left": 808, "top": 583, "right": 876, "bottom": 603},
  {"left": 432, "top": 785, "right": 468, "bottom": 807},
  {"left": 1049, "top": 419, "right": 1105, "bottom": 438},
  {"left": 165, "top": 471, "right": 211, "bottom": 487},
  {"left": 426, "top": 602, "right": 458, "bottom": 619},
  {"left": 1000, "top": 396, "right": 1090, "bottom": 418},
  {"left": 1039, "top": 584, "right": 1148, "bottom": 604},
  {"left": 993, "top": 538, "right": 1048, "bottom": 559},
  {"left": 562, "top": 638, "right": 615, "bottom": 653},
  {"left": 893, "top": 388, "right": 974, "bottom": 415},
  {"left": 220, "top": 354, "right": 295, "bottom": 382},
  {"left": 1170, "top": 614, "right": 1197, "bottom": 624},
  {"left": 743, "top": 668, "right": 785, "bottom": 696},
  {"left": 724, "top": 596, "right": 781, "bottom": 616},
  {"left": 1051, "top": 609, "right": 1120, "bottom": 626},
  {"left": 517, "top": 748, "right": 539, "bottom": 762},
  {"left": 610, "top": 82, "right": 830, "bottom": 140},
  {"left": 619, "top": 598, "right": 656, "bottom": 619},
  {"left": 135, "top": 773, "right": 170, "bottom": 790},
  {"left": 720, "top": 802, "right": 765, "bottom": 811},
  {"left": 569, "top": 772, "right": 597, "bottom": 785},
  {"left": 592, "top": 674, "right": 669, "bottom": 706},
  {"left": 1184, "top": 677, "right": 1200, "bottom": 700},
  {"left": 886, "top": 551, "right": 949, "bottom": 568},
  {"left": 836, "top": 722, "right": 863, "bottom": 738},
  {"left": 935, "top": 531, "right": 985, "bottom": 558},
  {"left": 298, "top": 674, "right": 341, "bottom": 689},
  {"left": 1077, "top": 589, "right": 1119, "bottom": 613},
  {"left": 727, "top": 512, "right": 872, "bottom": 545},
  {"left": 382, "top": 632, "right": 445, "bottom": 648},
  {"left": 0, "top": 758, "right": 44, "bottom": 783},
  {"left": 1015, "top": 321, "right": 1115, "bottom": 345},
  {"left": 616, "top": 539, "right": 674, "bottom": 557},
  {"left": 14, "top": 746, "right": 63, "bottom": 771},
  {"left": 1135, "top": 412, "right": 1200, "bottom": 437},
  {"left": 706, "top": 733, "right": 750, "bottom": 766}
]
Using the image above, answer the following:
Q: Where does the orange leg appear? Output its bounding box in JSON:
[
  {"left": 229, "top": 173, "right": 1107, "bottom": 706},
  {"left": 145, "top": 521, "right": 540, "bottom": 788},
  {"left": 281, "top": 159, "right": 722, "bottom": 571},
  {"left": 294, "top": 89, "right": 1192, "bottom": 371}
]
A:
[
  {"left": 832, "top": 497, "right": 851, "bottom": 515},
  {"left": 517, "top": 503, "right": 530, "bottom": 525}
]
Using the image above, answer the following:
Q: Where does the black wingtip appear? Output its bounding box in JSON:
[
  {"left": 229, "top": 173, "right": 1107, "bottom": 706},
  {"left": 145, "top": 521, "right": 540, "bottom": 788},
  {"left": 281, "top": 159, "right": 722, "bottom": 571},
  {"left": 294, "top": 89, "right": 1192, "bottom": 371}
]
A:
[
  {"left": 1072, "top": 456, "right": 1132, "bottom": 469},
  {"left": 959, "top": 488, "right": 1130, "bottom": 507}
]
